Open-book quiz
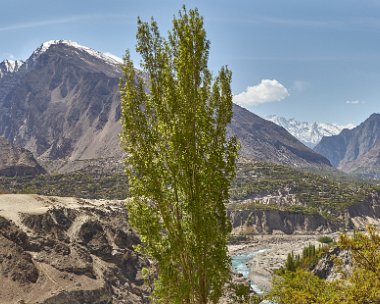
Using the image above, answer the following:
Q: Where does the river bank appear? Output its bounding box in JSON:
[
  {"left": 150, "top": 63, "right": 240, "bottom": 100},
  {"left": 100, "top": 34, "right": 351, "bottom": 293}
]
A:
[{"left": 229, "top": 233, "right": 339, "bottom": 292}]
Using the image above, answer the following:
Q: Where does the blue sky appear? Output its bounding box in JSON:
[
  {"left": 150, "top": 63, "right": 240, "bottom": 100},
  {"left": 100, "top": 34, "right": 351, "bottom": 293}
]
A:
[{"left": 1, "top": 0, "right": 380, "bottom": 125}]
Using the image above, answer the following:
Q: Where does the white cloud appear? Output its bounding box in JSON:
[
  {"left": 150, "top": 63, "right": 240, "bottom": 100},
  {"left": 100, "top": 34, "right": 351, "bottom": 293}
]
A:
[
  {"left": 233, "top": 79, "right": 289, "bottom": 107},
  {"left": 346, "top": 100, "right": 364, "bottom": 104}
]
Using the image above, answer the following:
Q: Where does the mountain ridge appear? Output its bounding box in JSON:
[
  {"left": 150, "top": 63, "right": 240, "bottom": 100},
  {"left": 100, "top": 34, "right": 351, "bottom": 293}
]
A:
[
  {"left": 314, "top": 113, "right": 380, "bottom": 176},
  {"left": 267, "top": 115, "right": 355, "bottom": 148},
  {"left": 0, "top": 59, "right": 24, "bottom": 78},
  {"left": 0, "top": 40, "right": 331, "bottom": 172}
]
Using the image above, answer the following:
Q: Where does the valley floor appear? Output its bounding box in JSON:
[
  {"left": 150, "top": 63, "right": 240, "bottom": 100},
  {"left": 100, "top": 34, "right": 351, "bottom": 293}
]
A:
[{"left": 229, "top": 233, "right": 339, "bottom": 292}]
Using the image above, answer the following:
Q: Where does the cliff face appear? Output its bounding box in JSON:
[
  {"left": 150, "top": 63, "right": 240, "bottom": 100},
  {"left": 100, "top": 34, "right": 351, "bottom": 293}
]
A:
[
  {"left": 314, "top": 113, "right": 380, "bottom": 176},
  {"left": 313, "top": 247, "right": 352, "bottom": 281},
  {"left": 0, "top": 194, "right": 148, "bottom": 304},
  {"left": 228, "top": 197, "right": 380, "bottom": 235},
  {"left": 228, "top": 209, "right": 335, "bottom": 235},
  {"left": 0, "top": 137, "right": 45, "bottom": 177}
]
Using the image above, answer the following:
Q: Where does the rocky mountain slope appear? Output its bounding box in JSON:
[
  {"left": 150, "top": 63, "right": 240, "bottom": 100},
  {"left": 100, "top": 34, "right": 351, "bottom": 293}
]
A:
[
  {"left": 314, "top": 113, "right": 380, "bottom": 176},
  {"left": 0, "top": 40, "right": 331, "bottom": 172},
  {"left": 0, "top": 59, "right": 24, "bottom": 78},
  {"left": 0, "top": 194, "right": 148, "bottom": 304},
  {"left": 230, "top": 107, "right": 331, "bottom": 167},
  {"left": 0, "top": 40, "right": 123, "bottom": 173},
  {"left": 267, "top": 115, "right": 354, "bottom": 148},
  {"left": 0, "top": 137, "right": 45, "bottom": 177}
]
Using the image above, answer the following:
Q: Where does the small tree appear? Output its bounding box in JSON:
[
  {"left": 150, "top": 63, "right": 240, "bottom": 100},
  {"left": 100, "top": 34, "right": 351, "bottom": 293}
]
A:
[
  {"left": 120, "top": 7, "right": 239, "bottom": 303},
  {"left": 285, "top": 252, "right": 296, "bottom": 272},
  {"left": 317, "top": 236, "right": 333, "bottom": 245}
]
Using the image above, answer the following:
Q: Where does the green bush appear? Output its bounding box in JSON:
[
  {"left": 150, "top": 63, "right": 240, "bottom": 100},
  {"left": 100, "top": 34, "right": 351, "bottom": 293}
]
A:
[{"left": 317, "top": 236, "right": 334, "bottom": 244}]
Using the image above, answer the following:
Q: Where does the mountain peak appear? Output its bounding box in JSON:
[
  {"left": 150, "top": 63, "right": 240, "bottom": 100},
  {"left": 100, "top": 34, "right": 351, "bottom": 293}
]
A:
[
  {"left": 267, "top": 115, "right": 355, "bottom": 148},
  {"left": 314, "top": 113, "right": 380, "bottom": 175},
  {"left": 0, "top": 59, "right": 24, "bottom": 78},
  {"left": 367, "top": 113, "right": 380, "bottom": 121},
  {"left": 32, "top": 39, "right": 122, "bottom": 66}
]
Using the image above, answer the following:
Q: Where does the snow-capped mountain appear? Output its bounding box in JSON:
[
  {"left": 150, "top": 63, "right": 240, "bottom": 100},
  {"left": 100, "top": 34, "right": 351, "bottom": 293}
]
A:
[
  {"left": 30, "top": 40, "right": 122, "bottom": 66},
  {"left": 0, "top": 59, "right": 24, "bottom": 78},
  {"left": 266, "top": 115, "right": 355, "bottom": 148},
  {"left": 0, "top": 39, "right": 332, "bottom": 171}
]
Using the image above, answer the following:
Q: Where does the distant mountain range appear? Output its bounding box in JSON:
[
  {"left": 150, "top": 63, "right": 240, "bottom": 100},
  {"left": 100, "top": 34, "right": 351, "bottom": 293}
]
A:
[
  {"left": 230, "top": 108, "right": 331, "bottom": 167},
  {"left": 0, "top": 40, "right": 331, "bottom": 174},
  {"left": 314, "top": 113, "right": 380, "bottom": 177},
  {"left": 267, "top": 115, "right": 355, "bottom": 148}
]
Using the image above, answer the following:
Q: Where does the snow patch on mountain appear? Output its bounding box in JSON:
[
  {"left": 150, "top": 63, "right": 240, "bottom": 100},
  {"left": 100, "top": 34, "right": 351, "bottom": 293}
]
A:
[
  {"left": 0, "top": 59, "right": 24, "bottom": 78},
  {"left": 32, "top": 40, "right": 122, "bottom": 66},
  {"left": 267, "top": 115, "right": 355, "bottom": 147}
]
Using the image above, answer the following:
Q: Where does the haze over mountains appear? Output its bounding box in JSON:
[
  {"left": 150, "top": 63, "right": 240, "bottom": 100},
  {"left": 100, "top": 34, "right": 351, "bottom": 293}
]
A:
[
  {"left": 267, "top": 115, "right": 355, "bottom": 148},
  {"left": 0, "top": 40, "right": 331, "bottom": 174}
]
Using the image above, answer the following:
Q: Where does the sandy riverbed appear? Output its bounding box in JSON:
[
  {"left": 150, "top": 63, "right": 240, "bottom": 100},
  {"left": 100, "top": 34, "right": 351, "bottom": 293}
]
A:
[{"left": 229, "top": 233, "right": 339, "bottom": 292}]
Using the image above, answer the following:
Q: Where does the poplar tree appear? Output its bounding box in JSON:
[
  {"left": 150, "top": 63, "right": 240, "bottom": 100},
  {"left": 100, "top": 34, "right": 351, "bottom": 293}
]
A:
[{"left": 120, "top": 7, "right": 239, "bottom": 303}]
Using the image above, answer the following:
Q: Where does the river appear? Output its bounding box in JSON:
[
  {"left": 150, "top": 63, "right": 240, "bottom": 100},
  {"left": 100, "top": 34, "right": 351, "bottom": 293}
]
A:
[{"left": 231, "top": 248, "right": 270, "bottom": 294}]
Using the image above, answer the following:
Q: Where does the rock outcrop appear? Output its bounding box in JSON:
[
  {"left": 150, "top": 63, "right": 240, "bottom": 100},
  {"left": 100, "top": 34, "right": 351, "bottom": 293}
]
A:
[
  {"left": 0, "top": 136, "right": 45, "bottom": 177},
  {"left": 0, "top": 194, "right": 148, "bottom": 304},
  {"left": 228, "top": 196, "right": 380, "bottom": 235},
  {"left": 313, "top": 247, "right": 352, "bottom": 280},
  {"left": 228, "top": 208, "right": 334, "bottom": 235}
]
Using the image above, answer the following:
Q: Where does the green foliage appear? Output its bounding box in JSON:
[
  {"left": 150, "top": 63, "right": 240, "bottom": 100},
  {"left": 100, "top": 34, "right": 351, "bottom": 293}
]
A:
[
  {"left": 0, "top": 173, "right": 129, "bottom": 199},
  {"left": 275, "top": 243, "right": 327, "bottom": 277},
  {"left": 284, "top": 252, "right": 298, "bottom": 272},
  {"left": 269, "top": 269, "right": 343, "bottom": 304},
  {"left": 302, "top": 244, "right": 316, "bottom": 259},
  {"left": 317, "top": 236, "right": 334, "bottom": 244},
  {"left": 225, "top": 282, "right": 262, "bottom": 304},
  {"left": 229, "top": 160, "right": 380, "bottom": 222},
  {"left": 339, "top": 225, "right": 380, "bottom": 302},
  {"left": 230, "top": 283, "right": 251, "bottom": 303},
  {"left": 268, "top": 226, "right": 380, "bottom": 303},
  {"left": 119, "top": 7, "right": 239, "bottom": 303}
]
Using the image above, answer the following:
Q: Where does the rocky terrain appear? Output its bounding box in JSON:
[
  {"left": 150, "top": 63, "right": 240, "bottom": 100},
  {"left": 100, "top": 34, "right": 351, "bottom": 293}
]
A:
[
  {"left": 229, "top": 234, "right": 334, "bottom": 292},
  {"left": 0, "top": 59, "right": 24, "bottom": 78},
  {"left": 228, "top": 160, "right": 380, "bottom": 234},
  {"left": 0, "top": 194, "right": 148, "bottom": 304},
  {"left": 315, "top": 113, "right": 380, "bottom": 176},
  {"left": 230, "top": 106, "right": 331, "bottom": 168},
  {"left": 228, "top": 198, "right": 380, "bottom": 235},
  {"left": 313, "top": 246, "right": 352, "bottom": 281},
  {"left": 0, "top": 137, "right": 45, "bottom": 177},
  {"left": 0, "top": 41, "right": 123, "bottom": 173},
  {"left": 0, "top": 40, "right": 331, "bottom": 173}
]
